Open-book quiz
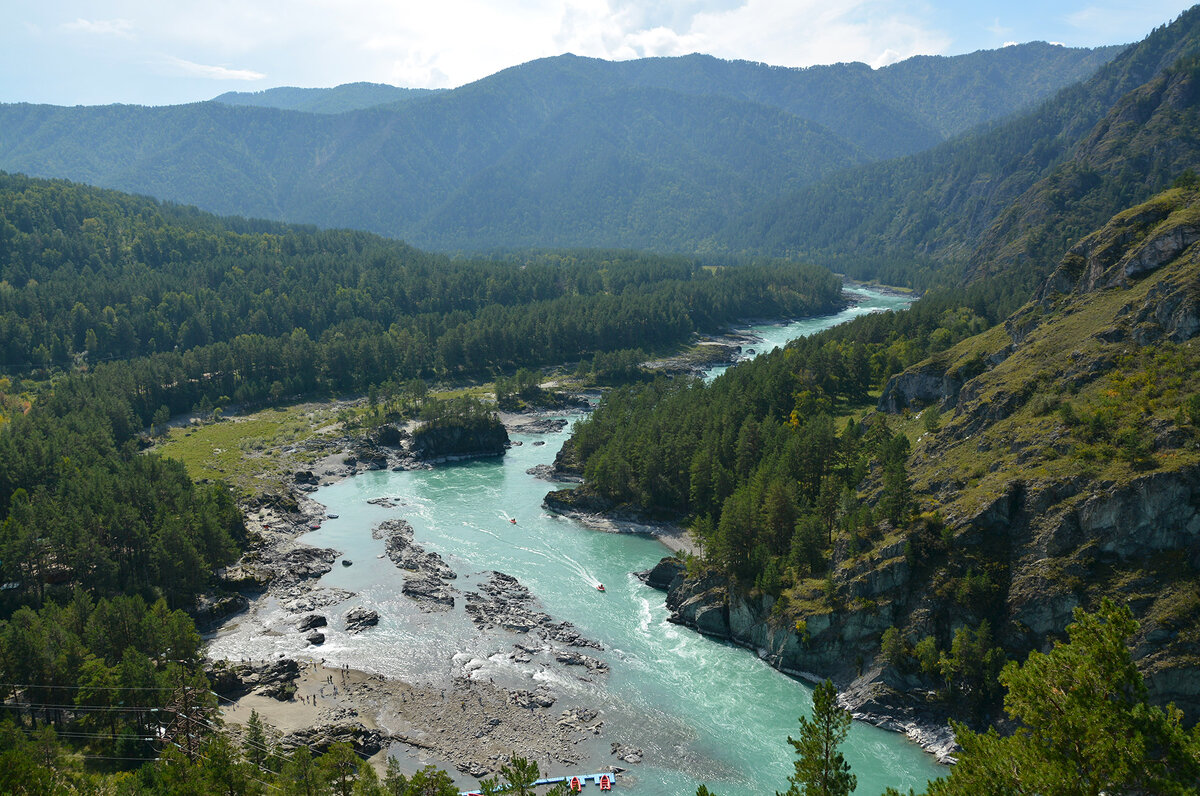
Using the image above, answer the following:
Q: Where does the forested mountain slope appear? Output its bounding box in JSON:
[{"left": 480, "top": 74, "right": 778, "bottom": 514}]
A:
[
  {"left": 965, "top": 51, "right": 1200, "bottom": 285},
  {"left": 212, "top": 82, "right": 441, "bottom": 113},
  {"left": 560, "top": 185, "right": 1200, "bottom": 733},
  {"left": 0, "top": 44, "right": 1116, "bottom": 253},
  {"left": 0, "top": 172, "right": 841, "bottom": 390},
  {"left": 743, "top": 5, "right": 1200, "bottom": 292},
  {"left": 592, "top": 44, "right": 1120, "bottom": 159}
]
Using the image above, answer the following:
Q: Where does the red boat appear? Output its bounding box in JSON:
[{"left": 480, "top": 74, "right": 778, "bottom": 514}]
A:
[
  {"left": 596, "top": 584, "right": 605, "bottom": 592},
  {"left": 509, "top": 518, "right": 517, "bottom": 524}
]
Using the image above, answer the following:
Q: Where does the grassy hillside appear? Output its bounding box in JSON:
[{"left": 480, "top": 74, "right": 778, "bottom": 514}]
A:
[{"left": 873, "top": 185, "right": 1200, "bottom": 715}]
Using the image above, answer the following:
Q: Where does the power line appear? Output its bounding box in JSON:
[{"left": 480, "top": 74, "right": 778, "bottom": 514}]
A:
[
  {"left": 16, "top": 729, "right": 157, "bottom": 741},
  {"left": 0, "top": 683, "right": 177, "bottom": 691},
  {"left": 174, "top": 743, "right": 280, "bottom": 792},
  {"left": 0, "top": 702, "right": 163, "bottom": 713}
]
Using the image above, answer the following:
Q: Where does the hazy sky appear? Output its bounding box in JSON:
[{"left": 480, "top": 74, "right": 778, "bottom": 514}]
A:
[{"left": 2, "top": 1, "right": 1195, "bottom": 106}]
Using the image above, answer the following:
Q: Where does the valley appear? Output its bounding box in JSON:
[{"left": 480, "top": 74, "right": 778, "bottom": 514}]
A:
[
  {"left": 198, "top": 289, "right": 943, "bottom": 795},
  {"left": 3, "top": 4, "right": 1200, "bottom": 794}
]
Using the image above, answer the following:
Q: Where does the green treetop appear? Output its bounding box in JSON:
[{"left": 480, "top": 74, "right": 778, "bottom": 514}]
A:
[{"left": 780, "top": 678, "right": 857, "bottom": 796}]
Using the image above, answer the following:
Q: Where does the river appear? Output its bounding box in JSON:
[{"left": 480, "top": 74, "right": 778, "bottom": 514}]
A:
[{"left": 210, "top": 284, "right": 944, "bottom": 794}]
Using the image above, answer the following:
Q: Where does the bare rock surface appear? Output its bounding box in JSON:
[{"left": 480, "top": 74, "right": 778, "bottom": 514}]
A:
[
  {"left": 465, "top": 571, "right": 601, "bottom": 650},
  {"left": 344, "top": 606, "right": 380, "bottom": 633},
  {"left": 373, "top": 519, "right": 458, "bottom": 611},
  {"left": 284, "top": 588, "right": 355, "bottom": 613},
  {"left": 298, "top": 614, "right": 327, "bottom": 631},
  {"left": 281, "top": 721, "right": 388, "bottom": 756},
  {"left": 207, "top": 658, "right": 300, "bottom": 701}
]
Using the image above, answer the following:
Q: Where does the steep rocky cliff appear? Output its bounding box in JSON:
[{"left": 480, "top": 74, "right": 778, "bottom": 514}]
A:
[
  {"left": 659, "top": 187, "right": 1200, "bottom": 750},
  {"left": 889, "top": 187, "right": 1200, "bottom": 720}
]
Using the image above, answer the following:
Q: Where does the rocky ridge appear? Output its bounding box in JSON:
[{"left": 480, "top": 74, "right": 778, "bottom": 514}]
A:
[
  {"left": 626, "top": 190, "right": 1200, "bottom": 761},
  {"left": 466, "top": 571, "right": 603, "bottom": 654}
]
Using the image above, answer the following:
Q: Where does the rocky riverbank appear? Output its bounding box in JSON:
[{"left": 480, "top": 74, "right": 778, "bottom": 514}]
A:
[
  {"left": 213, "top": 658, "right": 620, "bottom": 782},
  {"left": 206, "top": 504, "right": 624, "bottom": 781},
  {"left": 203, "top": 408, "right": 631, "bottom": 783},
  {"left": 636, "top": 556, "right": 958, "bottom": 764},
  {"left": 541, "top": 488, "right": 701, "bottom": 557}
]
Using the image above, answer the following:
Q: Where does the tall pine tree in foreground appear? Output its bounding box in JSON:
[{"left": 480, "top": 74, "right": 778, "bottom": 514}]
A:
[
  {"left": 781, "top": 678, "right": 857, "bottom": 796},
  {"left": 927, "top": 599, "right": 1200, "bottom": 796}
]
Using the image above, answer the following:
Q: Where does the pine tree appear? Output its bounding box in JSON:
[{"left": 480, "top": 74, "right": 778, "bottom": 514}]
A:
[
  {"left": 319, "top": 742, "right": 360, "bottom": 796},
  {"left": 281, "top": 747, "right": 322, "bottom": 796},
  {"left": 498, "top": 755, "right": 540, "bottom": 795},
  {"left": 243, "top": 708, "right": 268, "bottom": 769},
  {"left": 926, "top": 600, "right": 1200, "bottom": 796},
  {"left": 780, "top": 679, "right": 856, "bottom": 796}
]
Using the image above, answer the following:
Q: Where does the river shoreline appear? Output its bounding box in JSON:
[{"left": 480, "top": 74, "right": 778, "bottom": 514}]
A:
[
  {"left": 216, "top": 657, "right": 618, "bottom": 785},
  {"left": 543, "top": 498, "right": 957, "bottom": 764},
  {"left": 202, "top": 290, "right": 942, "bottom": 791},
  {"left": 205, "top": 406, "right": 641, "bottom": 786}
]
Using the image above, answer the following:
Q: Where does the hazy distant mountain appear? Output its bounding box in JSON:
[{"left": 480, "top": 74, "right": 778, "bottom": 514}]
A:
[
  {"left": 212, "top": 82, "right": 442, "bottom": 113},
  {"left": 0, "top": 44, "right": 1120, "bottom": 253},
  {"left": 599, "top": 43, "right": 1122, "bottom": 158},
  {"left": 738, "top": 5, "right": 1200, "bottom": 294}
]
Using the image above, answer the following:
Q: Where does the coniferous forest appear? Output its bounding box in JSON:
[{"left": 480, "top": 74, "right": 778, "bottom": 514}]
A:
[{"left": 4, "top": 5, "right": 1200, "bottom": 795}]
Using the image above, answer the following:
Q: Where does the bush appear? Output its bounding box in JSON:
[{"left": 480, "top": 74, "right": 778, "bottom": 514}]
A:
[{"left": 881, "top": 626, "right": 909, "bottom": 668}]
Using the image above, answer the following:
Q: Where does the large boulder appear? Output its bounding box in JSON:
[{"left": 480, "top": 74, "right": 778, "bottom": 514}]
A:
[
  {"left": 642, "top": 557, "right": 686, "bottom": 591},
  {"left": 298, "top": 614, "right": 327, "bottom": 632},
  {"left": 344, "top": 606, "right": 380, "bottom": 633}
]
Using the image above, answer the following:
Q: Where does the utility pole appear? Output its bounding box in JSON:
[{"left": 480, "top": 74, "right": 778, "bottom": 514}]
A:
[{"left": 159, "top": 661, "right": 210, "bottom": 762}]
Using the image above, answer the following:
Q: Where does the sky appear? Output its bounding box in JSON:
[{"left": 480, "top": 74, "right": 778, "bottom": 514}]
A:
[{"left": 1, "top": 1, "right": 1196, "bottom": 106}]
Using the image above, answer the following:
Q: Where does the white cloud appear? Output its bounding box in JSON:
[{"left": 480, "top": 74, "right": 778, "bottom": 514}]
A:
[
  {"left": 682, "top": 0, "right": 951, "bottom": 69},
  {"left": 63, "top": 18, "right": 134, "bottom": 38},
  {"left": 165, "top": 56, "right": 265, "bottom": 81},
  {"left": 16, "top": 0, "right": 965, "bottom": 102},
  {"left": 544, "top": 0, "right": 951, "bottom": 71}
]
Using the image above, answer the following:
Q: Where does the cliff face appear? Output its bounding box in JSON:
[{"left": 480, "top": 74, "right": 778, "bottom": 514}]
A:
[
  {"left": 660, "top": 188, "right": 1200, "bottom": 747},
  {"left": 892, "top": 188, "right": 1200, "bottom": 721},
  {"left": 656, "top": 557, "right": 959, "bottom": 761}
]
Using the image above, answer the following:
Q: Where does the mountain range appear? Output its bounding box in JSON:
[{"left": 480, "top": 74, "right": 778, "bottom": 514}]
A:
[
  {"left": 0, "top": 43, "right": 1118, "bottom": 253},
  {"left": 741, "top": 5, "right": 1200, "bottom": 296}
]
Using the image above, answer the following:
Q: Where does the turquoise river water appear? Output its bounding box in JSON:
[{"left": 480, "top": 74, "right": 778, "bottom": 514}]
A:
[{"left": 211, "top": 285, "right": 945, "bottom": 794}]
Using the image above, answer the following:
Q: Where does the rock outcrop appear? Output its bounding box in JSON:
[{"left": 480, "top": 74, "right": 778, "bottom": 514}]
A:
[
  {"left": 207, "top": 659, "right": 300, "bottom": 701},
  {"left": 280, "top": 722, "right": 388, "bottom": 755},
  {"left": 344, "top": 606, "right": 379, "bottom": 633},
  {"left": 877, "top": 364, "right": 964, "bottom": 413},
  {"left": 410, "top": 416, "right": 509, "bottom": 461},
  {"left": 638, "top": 557, "right": 685, "bottom": 590},
  {"left": 465, "top": 571, "right": 601, "bottom": 650},
  {"left": 298, "top": 614, "right": 327, "bottom": 632},
  {"left": 373, "top": 519, "right": 457, "bottom": 610},
  {"left": 190, "top": 591, "right": 249, "bottom": 628}
]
